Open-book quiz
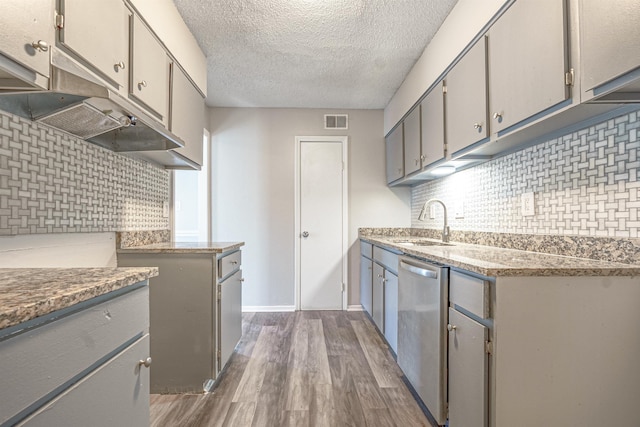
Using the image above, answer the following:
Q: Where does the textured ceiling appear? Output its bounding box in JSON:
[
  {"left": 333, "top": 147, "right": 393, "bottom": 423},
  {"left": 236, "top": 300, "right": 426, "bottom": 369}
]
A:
[{"left": 172, "top": 0, "right": 459, "bottom": 109}]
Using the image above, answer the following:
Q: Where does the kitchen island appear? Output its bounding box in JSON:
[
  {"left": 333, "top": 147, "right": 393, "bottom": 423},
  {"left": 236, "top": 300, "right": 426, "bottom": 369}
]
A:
[
  {"left": 117, "top": 241, "right": 245, "bottom": 394},
  {"left": 0, "top": 267, "right": 157, "bottom": 427},
  {"left": 360, "top": 230, "right": 640, "bottom": 427}
]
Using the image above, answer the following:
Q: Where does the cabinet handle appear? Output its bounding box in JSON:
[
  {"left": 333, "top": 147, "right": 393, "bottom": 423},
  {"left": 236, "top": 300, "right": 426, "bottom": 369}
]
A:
[
  {"left": 31, "top": 40, "right": 49, "bottom": 52},
  {"left": 447, "top": 324, "right": 457, "bottom": 332},
  {"left": 115, "top": 61, "right": 126, "bottom": 70},
  {"left": 377, "top": 274, "right": 383, "bottom": 278},
  {"left": 492, "top": 112, "right": 502, "bottom": 121},
  {"left": 138, "top": 357, "right": 152, "bottom": 368},
  {"left": 473, "top": 122, "right": 482, "bottom": 131},
  {"left": 138, "top": 80, "right": 148, "bottom": 90},
  {"left": 415, "top": 159, "right": 420, "bottom": 166},
  {"left": 420, "top": 155, "right": 426, "bottom": 161},
  {"left": 240, "top": 278, "right": 245, "bottom": 282},
  {"left": 231, "top": 260, "right": 238, "bottom": 265}
]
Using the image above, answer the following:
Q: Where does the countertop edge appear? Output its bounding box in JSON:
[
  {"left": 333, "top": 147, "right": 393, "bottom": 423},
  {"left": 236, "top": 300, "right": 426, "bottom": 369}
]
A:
[
  {"left": 362, "top": 237, "right": 640, "bottom": 277},
  {"left": 116, "top": 242, "right": 245, "bottom": 254},
  {"left": 0, "top": 267, "right": 158, "bottom": 331}
]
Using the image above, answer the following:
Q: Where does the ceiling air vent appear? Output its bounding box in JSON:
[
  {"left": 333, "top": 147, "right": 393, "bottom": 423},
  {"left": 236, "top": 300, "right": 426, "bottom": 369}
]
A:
[{"left": 324, "top": 114, "right": 348, "bottom": 130}]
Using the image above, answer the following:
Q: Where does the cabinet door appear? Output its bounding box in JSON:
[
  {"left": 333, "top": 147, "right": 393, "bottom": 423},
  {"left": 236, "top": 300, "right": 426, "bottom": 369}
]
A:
[
  {"left": 385, "top": 124, "right": 404, "bottom": 184},
  {"left": 360, "top": 255, "right": 373, "bottom": 315},
  {"left": 421, "top": 82, "right": 445, "bottom": 167},
  {"left": 448, "top": 308, "right": 488, "bottom": 427},
  {"left": 219, "top": 269, "right": 243, "bottom": 373},
  {"left": 446, "top": 38, "right": 489, "bottom": 156},
  {"left": 403, "top": 106, "right": 421, "bottom": 175},
  {"left": 372, "top": 263, "right": 385, "bottom": 331},
  {"left": 170, "top": 63, "right": 205, "bottom": 166},
  {"left": 488, "top": 0, "right": 568, "bottom": 132},
  {"left": 130, "top": 14, "right": 169, "bottom": 121},
  {"left": 58, "top": 0, "right": 129, "bottom": 89},
  {"left": 0, "top": 0, "right": 53, "bottom": 80},
  {"left": 580, "top": 0, "right": 640, "bottom": 92},
  {"left": 18, "top": 335, "right": 150, "bottom": 427},
  {"left": 384, "top": 270, "right": 398, "bottom": 353}
]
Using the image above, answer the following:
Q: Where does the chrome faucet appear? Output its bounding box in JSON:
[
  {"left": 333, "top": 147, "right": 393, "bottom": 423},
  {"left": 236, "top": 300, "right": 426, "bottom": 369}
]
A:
[{"left": 418, "top": 199, "right": 450, "bottom": 242}]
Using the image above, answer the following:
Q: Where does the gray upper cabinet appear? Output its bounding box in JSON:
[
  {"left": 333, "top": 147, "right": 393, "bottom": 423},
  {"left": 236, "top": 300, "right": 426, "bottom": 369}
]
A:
[
  {"left": 579, "top": 0, "right": 640, "bottom": 94},
  {"left": 488, "top": 0, "right": 568, "bottom": 133},
  {"left": 446, "top": 38, "right": 489, "bottom": 157},
  {"left": 170, "top": 63, "right": 204, "bottom": 166},
  {"left": 130, "top": 14, "right": 169, "bottom": 122},
  {"left": 403, "top": 106, "right": 421, "bottom": 176},
  {"left": 386, "top": 123, "right": 404, "bottom": 184},
  {"left": 421, "top": 82, "right": 445, "bottom": 167},
  {"left": 0, "top": 0, "right": 54, "bottom": 84},
  {"left": 58, "top": 0, "right": 129, "bottom": 89}
]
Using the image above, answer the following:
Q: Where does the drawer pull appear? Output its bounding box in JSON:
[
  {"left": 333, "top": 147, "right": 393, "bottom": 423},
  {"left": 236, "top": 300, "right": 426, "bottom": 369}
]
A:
[
  {"left": 231, "top": 261, "right": 238, "bottom": 265},
  {"left": 138, "top": 357, "right": 152, "bottom": 368},
  {"left": 447, "top": 324, "right": 457, "bottom": 332}
]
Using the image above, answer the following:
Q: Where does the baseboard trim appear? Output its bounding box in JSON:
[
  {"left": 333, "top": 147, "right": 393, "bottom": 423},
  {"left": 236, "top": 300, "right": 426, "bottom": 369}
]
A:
[
  {"left": 242, "top": 305, "right": 296, "bottom": 313},
  {"left": 347, "top": 305, "right": 364, "bottom": 311}
]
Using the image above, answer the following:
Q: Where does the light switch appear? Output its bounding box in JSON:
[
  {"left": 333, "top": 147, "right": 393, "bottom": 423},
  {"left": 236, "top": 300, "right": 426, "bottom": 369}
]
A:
[
  {"left": 521, "top": 192, "right": 535, "bottom": 216},
  {"left": 455, "top": 200, "right": 464, "bottom": 219},
  {"left": 162, "top": 201, "right": 169, "bottom": 218}
]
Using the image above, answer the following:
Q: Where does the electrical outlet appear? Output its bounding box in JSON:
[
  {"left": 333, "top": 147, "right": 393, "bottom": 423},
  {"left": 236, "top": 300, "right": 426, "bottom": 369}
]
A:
[
  {"left": 430, "top": 204, "right": 436, "bottom": 219},
  {"left": 162, "top": 201, "right": 170, "bottom": 218},
  {"left": 521, "top": 192, "right": 535, "bottom": 216},
  {"left": 455, "top": 200, "right": 464, "bottom": 219}
]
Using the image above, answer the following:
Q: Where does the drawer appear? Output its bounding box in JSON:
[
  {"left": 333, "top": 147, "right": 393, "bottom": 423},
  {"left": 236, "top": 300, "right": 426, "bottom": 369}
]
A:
[
  {"left": 373, "top": 246, "right": 399, "bottom": 274},
  {"left": 360, "top": 241, "right": 373, "bottom": 258},
  {"left": 450, "top": 271, "right": 490, "bottom": 318},
  {"left": 18, "top": 335, "right": 150, "bottom": 427},
  {"left": 218, "top": 250, "right": 241, "bottom": 279},
  {"left": 0, "top": 286, "right": 149, "bottom": 426}
]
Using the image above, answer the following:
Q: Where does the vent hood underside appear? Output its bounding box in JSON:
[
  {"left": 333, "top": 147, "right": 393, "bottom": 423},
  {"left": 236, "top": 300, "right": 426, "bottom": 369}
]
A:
[{"left": 0, "top": 48, "right": 183, "bottom": 153}]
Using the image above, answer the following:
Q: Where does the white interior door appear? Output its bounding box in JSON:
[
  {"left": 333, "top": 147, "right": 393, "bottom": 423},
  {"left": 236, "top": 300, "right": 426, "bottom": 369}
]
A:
[{"left": 298, "top": 139, "right": 346, "bottom": 310}]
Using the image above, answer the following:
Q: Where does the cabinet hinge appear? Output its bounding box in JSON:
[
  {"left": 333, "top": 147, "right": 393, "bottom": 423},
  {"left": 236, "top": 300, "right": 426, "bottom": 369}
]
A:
[
  {"left": 55, "top": 13, "right": 64, "bottom": 29},
  {"left": 342, "top": 283, "right": 345, "bottom": 292},
  {"left": 217, "top": 349, "right": 221, "bottom": 366},
  {"left": 442, "top": 85, "right": 447, "bottom": 94},
  {"left": 217, "top": 289, "right": 221, "bottom": 301},
  {"left": 485, "top": 341, "right": 493, "bottom": 354},
  {"left": 565, "top": 68, "right": 575, "bottom": 86}
]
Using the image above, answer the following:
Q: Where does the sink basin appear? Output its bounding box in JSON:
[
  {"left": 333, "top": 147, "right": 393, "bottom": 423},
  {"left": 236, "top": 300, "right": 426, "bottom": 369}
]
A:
[{"left": 393, "top": 240, "right": 454, "bottom": 247}]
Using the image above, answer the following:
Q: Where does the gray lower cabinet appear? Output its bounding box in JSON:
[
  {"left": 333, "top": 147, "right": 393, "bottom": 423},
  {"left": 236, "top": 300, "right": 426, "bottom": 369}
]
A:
[
  {"left": 372, "top": 262, "right": 385, "bottom": 331},
  {"left": 117, "top": 248, "right": 243, "bottom": 393},
  {"left": 488, "top": 0, "right": 568, "bottom": 132},
  {"left": 447, "top": 308, "right": 489, "bottom": 427},
  {"left": 383, "top": 270, "right": 398, "bottom": 353},
  {"left": 386, "top": 123, "right": 404, "bottom": 184},
  {"left": 360, "top": 255, "right": 373, "bottom": 315},
  {"left": 219, "top": 269, "right": 242, "bottom": 373},
  {"left": 579, "top": 0, "right": 640, "bottom": 94},
  {"left": 19, "top": 335, "right": 151, "bottom": 427},
  {"left": 0, "top": 284, "right": 150, "bottom": 427}
]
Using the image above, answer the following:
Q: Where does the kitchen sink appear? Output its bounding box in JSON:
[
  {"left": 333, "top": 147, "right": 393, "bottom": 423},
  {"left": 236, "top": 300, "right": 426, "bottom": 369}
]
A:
[{"left": 393, "top": 240, "right": 454, "bottom": 247}]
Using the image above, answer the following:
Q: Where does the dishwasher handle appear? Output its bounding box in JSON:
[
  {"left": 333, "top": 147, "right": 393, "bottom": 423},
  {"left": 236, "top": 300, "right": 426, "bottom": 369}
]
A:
[{"left": 400, "top": 260, "right": 438, "bottom": 279}]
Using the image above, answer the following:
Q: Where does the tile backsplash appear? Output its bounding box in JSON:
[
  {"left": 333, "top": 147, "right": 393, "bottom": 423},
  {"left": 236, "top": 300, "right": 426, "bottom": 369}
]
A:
[
  {"left": 413, "top": 109, "right": 640, "bottom": 239},
  {"left": 0, "top": 111, "right": 170, "bottom": 236}
]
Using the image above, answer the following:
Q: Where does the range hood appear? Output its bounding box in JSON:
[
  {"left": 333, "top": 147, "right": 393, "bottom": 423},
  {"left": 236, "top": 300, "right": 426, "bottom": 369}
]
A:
[{"left": 0, "top": 47, "right": 183, "bottom": 154}]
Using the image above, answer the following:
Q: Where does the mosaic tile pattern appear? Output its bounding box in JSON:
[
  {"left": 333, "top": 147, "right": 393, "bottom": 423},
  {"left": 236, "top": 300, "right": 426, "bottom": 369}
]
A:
[
  {"left": 412, "top": 109, "right": 640, "bottom": 239},
  {"left": 0, "top": 111, "right": 170, "bottom": 235}
]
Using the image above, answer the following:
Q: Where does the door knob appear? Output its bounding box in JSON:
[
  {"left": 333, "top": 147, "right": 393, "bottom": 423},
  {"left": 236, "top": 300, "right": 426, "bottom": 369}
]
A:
[
  {"left": 302, "top": 231, "right": 309, "bottom": 238},
  {"left": 138, "top": 357, "right": 152, "bottom": 368}
]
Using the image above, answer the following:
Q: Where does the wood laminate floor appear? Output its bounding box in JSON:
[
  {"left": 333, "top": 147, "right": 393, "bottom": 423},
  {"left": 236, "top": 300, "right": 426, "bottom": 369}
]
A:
[{"left": 150, "top": 311, "right": 434, "bottom": 427}]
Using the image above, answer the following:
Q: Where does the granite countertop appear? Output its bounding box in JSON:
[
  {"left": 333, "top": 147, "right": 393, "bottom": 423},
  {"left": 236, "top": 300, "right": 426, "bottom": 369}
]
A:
[
  {"left": 0, "top": 267, "right": 158, "bottom": 331},
  {"left": 362, "top": 236, "right": 640, "bottom": 277},
  {"left": 116, "top": 241, "right": 244, "bottom": 254}
]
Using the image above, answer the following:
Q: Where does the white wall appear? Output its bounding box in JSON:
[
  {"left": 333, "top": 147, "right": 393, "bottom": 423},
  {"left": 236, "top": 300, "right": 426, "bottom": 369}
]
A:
[
  {"left": 210, "top": 108, "right": 410, "bottom": 309},
  {"left": 130, "top": 0, "right": 207, "bottom": 93},
  {"left": 0, "top": 233, "right": 117, "bottom": 268},
  {"left": 384, "top": 0, "right": 509, "bottom": 134}
]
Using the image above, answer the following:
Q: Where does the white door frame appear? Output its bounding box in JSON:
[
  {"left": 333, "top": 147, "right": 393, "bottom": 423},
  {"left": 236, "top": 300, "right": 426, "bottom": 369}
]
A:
[{"left": 294, "top": 136, "right": 349, "bottom": 311}]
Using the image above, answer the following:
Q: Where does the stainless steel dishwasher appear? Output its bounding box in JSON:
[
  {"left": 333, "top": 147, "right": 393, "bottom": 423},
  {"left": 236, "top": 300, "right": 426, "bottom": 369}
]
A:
[{"left": 398, "top": 256, "right": 449, "bottom": 426}]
